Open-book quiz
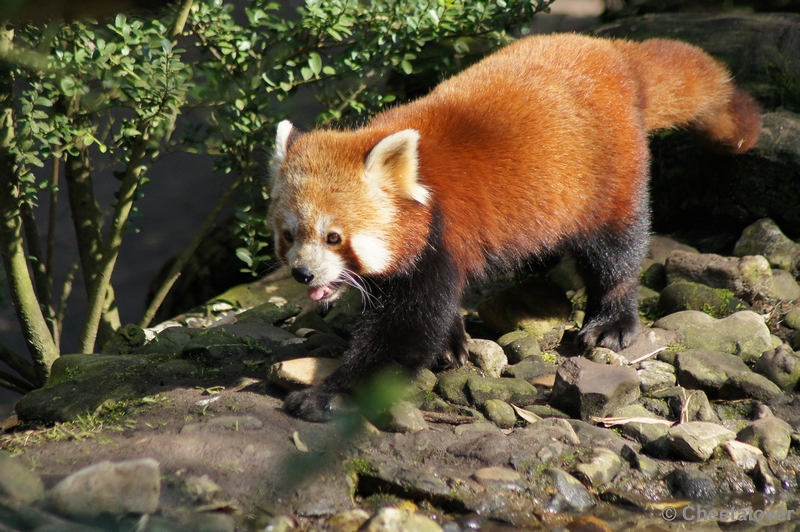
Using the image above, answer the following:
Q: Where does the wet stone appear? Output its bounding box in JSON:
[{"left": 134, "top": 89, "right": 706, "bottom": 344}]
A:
[
  {"left": 44, "top": 459, "right": 160, "bottom": 518},
  {"left": 667, "top": 422, "right": 735, "bottom": 461},
  {"left": 668, "top": 468, "right": 717, "bottom": 500},
  {"left": 550, "top": 357, "right": 640, "bottom": 420},
  {"left": 573, "top": 448, "right": 622, "bottom": 488},
  {"left": 546, "top": 468, "right": 594, "bottom": 512},
  {"left": 467, "top": 339, "right": 507, "bottom": 378},
  {"left": 737, "top": 416, "right": 793, "bottom": 460}
]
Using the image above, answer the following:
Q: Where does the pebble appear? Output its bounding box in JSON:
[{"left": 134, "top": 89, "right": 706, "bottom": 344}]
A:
[
  {"left": 734, "top": 218, "right": 800, "bottom": 274},
  {"left": 785, "top": 307, "right": 800, "bottom": 329},
  {"left": 483, "top": 399, "right": 517, "bottom": 429},
  {"left": 737, "top": 416, "right": 793, "bottom": 460},
  {"left": 637, "top": 359, "right": 676, "bottom": 393},
  {"left": 465, "top": 375, "right": 538, "bottom": 406},
  {"left": 328, "top": 509, "right": 371, "bottom": 532},
  {"left": 771, "top": 269, "right": 800, "bottom": 300},
  {"left": 620, "top": 445, "right": 659, "bottom": 478},
  {"left": 667, "top": 422, "right": 736, "bottom": 461},
  {"left": 467, "top": 339, "right": 507, "bottom": 378},
  {"left": 550, "top": 357, "right": 640, "bottom": 420},
  {"left": 268, "top": 357, "right": 340, "bottom": 390},
  {"left": 675, "top": 349, "right": 751, "bottom": 397},
  {"left": 361, "top": 507, "right": 443, "bottom": 532},
  {"left": 497, "top": 331, "right": 541, "bottom": 363},
  {"left": 472, "top": 466, "right": 522, "bottom": 488},
  {"left": 502, "top": 354, "right": 553, "bottom": 380},
  {"left": 384, "top": 402, "right": 428, "bottom": 433},
  {"left": 44, "top": 458, "right": 160, "bottom": 518}
]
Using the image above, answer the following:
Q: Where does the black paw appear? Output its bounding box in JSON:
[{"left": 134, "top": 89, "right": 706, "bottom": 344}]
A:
[
  {"left": 578, "top": 315, "right": 641, "bottom": 352},
  {"left": 284, "top": 386, "right": 344, "bottom": 422}
]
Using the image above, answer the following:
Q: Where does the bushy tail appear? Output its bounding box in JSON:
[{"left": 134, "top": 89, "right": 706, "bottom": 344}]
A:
[{"left": 613, "top": 38, "right": 762, "bottom": 153}]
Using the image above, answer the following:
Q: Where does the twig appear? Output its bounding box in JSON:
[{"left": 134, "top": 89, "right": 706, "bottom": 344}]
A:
[
  {"left": 54, "top": 257, "right": 80, "bottom": 349},
  {"left": 0, "top": 369, "right": 34, "bottom": 395},
  {"left": 627, "top": 347, "right": 668, "bottom": 366}
]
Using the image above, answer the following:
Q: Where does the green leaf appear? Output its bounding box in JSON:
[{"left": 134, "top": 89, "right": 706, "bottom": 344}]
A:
[
  {"left": 400, "top": 60, "right": 413, "bottom": 75},
  {"left": 308, "top": 52, "right": 322, "bottom": 76},
  {"left": 235, "top": 248, "right": 253, "bottom": 267}
]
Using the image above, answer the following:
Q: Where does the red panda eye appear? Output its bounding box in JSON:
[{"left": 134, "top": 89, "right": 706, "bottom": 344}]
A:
[
  {"left": 326, "top": 232, "right": 341, "bottom": 245},
  {"left": 283, "top": 230, "right": 293, "bottom": 243}
]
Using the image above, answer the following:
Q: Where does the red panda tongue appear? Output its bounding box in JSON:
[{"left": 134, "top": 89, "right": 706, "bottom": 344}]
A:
[{"left": 308, "top": 285, "right": 331, "bottom": 301}]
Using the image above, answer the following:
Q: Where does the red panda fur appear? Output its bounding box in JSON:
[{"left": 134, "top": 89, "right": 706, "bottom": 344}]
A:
[{"left": 270, "top": 33, "right": 761, "bottom": 421}]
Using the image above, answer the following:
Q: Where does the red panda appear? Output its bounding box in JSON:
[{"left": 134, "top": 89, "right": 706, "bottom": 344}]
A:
[{"left": 269, "top": 33, "right": 762, "bottom": 421}]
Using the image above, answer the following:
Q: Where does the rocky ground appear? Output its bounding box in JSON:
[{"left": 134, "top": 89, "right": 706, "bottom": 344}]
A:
[
  {"left": 2, "top": 8, "right": 800, "bottom": 532},
  {"left": 3, "top": 218, "right": 800, "bottom": 532}
]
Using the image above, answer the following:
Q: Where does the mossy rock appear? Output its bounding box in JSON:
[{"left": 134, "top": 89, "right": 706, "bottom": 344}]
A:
[
  {"left": 236, "top": 301, "right": 301, "bottom": 326},
  {"left": 657, "top": 281, "right": 745, "bottom": 318}
]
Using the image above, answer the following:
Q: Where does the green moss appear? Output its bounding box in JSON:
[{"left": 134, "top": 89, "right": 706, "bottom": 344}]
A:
[
  {"left": 348, "top": 458, "right": 376, "bottom": 476},
  {"left": 541, "top": 352, "right": 557, "bottom": 364}
]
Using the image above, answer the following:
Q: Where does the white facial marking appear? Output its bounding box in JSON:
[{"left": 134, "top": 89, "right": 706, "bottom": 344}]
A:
[
  {"left": 316, "top": 214, "right": 334, "bottom": 238},
  {"left": 350, "top": 234, "right": 392, "bottom": 274},
  {"left": 364, "top": 129, "right": 431, "bottom": 207}
]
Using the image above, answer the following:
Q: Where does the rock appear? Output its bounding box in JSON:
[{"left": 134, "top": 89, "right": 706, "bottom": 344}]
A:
[
  {"left": 472, "top": 466, "right": 522, "bottom": 487},
  {"left": 734, "top": 218, "right": 800, "bottom": 275},
  {"left": 640, "top": 262, "right": 667, "bottom": 291},
  {"left": 650, "top": 386, "right": 718, "bottom": 423},
  {"left": 0, "top": 452, "right": 44, "bottom": 504},
  {"left": 467, "top": 339, "right": 507, "bottom": 378},
  {"left": 667, "top": 468, "right": 717, "bottom": 500},
  {"left": 402, "top": 369, "right": 437, "bottom": 407},
  {"left": 268, "top": 357, "right": 340, "bottom": 390},
  {"left": 785, "top": 307, "right": 800, "bottom": 330},
  {"left": 323, "top": 289, "right": 366, "bottom": 338},
  {"left": 383, "top": 402, "right": 428, "bottom": 433},
  {"left": 184, "top": 474, "right": 222, "bottom": 501},
  {"left": 721, "top": 440, "right": 763, "bottom": 472},
  {"left": 664, "top": 250, "right": 773, "bottom": 302},
  {"left": 637, "top": 360, "right": 676, "bottom": 393},
  {"left": 235, "top": 301, "right": 301, "bottom": 325},
  {"left": 362, "top": 507, "right": 443, "bottom": 532},
  {"left": 657, "top": 281, "right": 743, "bottom": 318},
  {"left": 567, "top": 420, "right": 637, "bottom": 454},
  {"left": 618, "top": 328, "right": 683, "bottom": 363},
  {"left": 523, "top": 404, "right": 569, "bottom": 419},
  {"left": 646, "top": 235, "right": 699, "bottom": 268},
  {"left": 545, "top": 468, "right": 594, "bottom": 512},
  {"left": 465, "top": 375, "right": 538, "bottom": 406},
  {"left": 772, "top": 269, "right": 800, "bottom": 300},
  {"left": 447, "top": 431, "right": 510, "bottom": 466},
  {"left": 483, "top": 399, "right": 517, "bottom": 429},
  {"left": 502, "top": 354, "right": 553, "bottom": 381},
  {"left": 476, "top": 279, "right": 571, "bottom": 349},
  {"left": 654, "top": 310, "right": 771, "bottom": 363},
  {"left": 737, "top": 417, "right": 793, "bottom": 460},
  {"left": 435, "top": 368, "right": 475, "bottom": 406},
  {"left": 497, "top": 331, "right": 541, "bottom": 363},
  {"left": 548, "top": 254, "right": 585, "bottom": 292},
  {"left": 675, "top": 349, "right": 751, "bottom": 398},
  {"left": 573, "top": 448, "right": 622, "bottom": 488},
  {"left": 754, "top": 457, "right": 778, "bottom": 495},
  {"left": 328, "top": 509, "right": 371, "bottom": 532},
  {"left": 586, "top": 347, "right": 627, "bottom": 366},
  {"left": 45, "top": 459, "right": 160, "bottom": 518},
  {"left": 718, "top": 371, "right": 785, "bottom": 402},
  {"left": 16, "top": 354, "right": 154, "bottom": 423},
  {"left": 102, "top": 323, "right": 147, "bottom": 355},
  {"left": 667, "top": 422, "right": 735, "bottom": 461},
  {"left": 550, "top": 357, "right": 640, "bottom": 420},
  {"left": 614, "top": 406, "right": 671, "bottom": 458},
  {"left": 453, "top": 422, "right": 500, "bottom": 437},
  {"left": 620, "top": 445, "right": 659, "bottom": 478},
  {"left": 753, "top": 344, "right": 800, "bottom": 392}
]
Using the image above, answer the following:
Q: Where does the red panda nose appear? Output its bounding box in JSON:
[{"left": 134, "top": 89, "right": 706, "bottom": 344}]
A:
[{"left": 291, "top": 266, "right": 315, "bottom": 284}]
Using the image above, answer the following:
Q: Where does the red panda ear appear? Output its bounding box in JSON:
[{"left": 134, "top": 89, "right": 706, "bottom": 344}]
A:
[
  {"left": 364, "top": 129, "right": 430, "bottom": 206},
  {"left": 270, "top": 120, "right": 295, "bottom": 178}
]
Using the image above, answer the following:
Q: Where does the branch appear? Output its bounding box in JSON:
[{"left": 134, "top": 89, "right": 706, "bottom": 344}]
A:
[
  {"left": 168, "top": 0, "right": 194, "bottom": 41},
  {"left": 140, "top": 162, "right": 253, "bottom": 327},
  {"left": 46, "top": 156, "right": 59, "bottom": 303},
  {"left": 0, "top": 27, "right": 58, "bottom": 385},
  {"left": 0, "top": 368, "right": 34, "bottom": 395},
  {"left": 0, "top": 341, "right": 39, "bottom": 387},
  {"left": 20, "top": 202, "right": 56, "bottom": 338},
  {"left": 78, "top": 125, "right": 150, "bottom": 353},
  {"left": 54, "top": 257, "right": 80, "bottom": 349}
]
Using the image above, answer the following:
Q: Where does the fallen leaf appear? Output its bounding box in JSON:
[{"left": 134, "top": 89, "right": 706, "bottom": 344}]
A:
[
  {"left": 293, "top": 431, "right": 308, "bottom": 452},
  {"left": 511, "top": 403, "right": 542, "bottom": 424}
]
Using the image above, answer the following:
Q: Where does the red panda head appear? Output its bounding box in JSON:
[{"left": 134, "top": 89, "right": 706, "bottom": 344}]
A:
[{"left": 269, "top": 120, "right": 432, "bottom": 302}]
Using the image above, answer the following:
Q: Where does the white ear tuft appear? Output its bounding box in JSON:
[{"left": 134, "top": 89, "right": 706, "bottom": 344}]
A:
[
  {"left": 270, "top": 120, "right": 295, "bottom": 176},
  {"left": 364, "top": 129, "right": 430, "bottom": 206}
]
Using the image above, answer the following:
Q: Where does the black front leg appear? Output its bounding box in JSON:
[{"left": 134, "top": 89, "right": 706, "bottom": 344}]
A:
[{"left": 285, "top": 224, "right": 464, "bottom": 421}]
